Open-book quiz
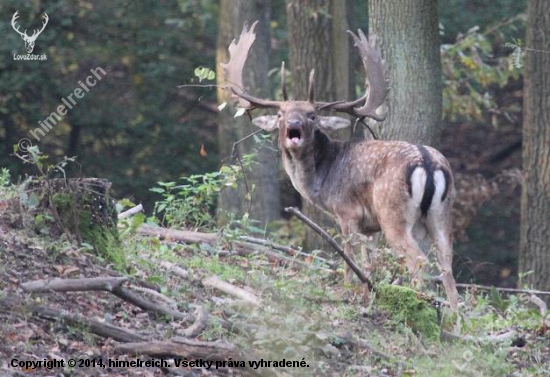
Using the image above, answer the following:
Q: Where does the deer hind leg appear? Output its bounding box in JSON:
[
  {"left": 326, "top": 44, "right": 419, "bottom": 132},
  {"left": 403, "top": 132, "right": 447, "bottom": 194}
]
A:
[
  {"left": 382, "top": 224, "right": 429, "bottom": 288},
  {"left": 426, "top": 218, "right": 459, "bottom": 312}
]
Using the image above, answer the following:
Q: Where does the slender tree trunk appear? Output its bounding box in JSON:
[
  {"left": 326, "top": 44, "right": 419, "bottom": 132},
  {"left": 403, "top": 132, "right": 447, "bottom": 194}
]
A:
[
  {"left": 216, "top": 0, "right": 280, "bottom": 227},
  {"left": 519, "top": 0, "right": 550, "bottom": 295},
  {"left": 369, "top": 0, "right": 442, "bottom": 146},
  {"left": 286, "top": 0, "right": 351, "bottom": 250}
]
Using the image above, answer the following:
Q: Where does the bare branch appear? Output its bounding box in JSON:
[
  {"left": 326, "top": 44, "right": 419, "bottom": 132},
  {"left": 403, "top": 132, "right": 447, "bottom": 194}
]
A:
[
  {"left": 284, "top": 207, "right": 373, "bottom": 290},
  {"left": 118, "top": 203, "right": 143, "bottom": 219},
  {"left": 21, "top": 277, "right": 128, "bottom": 292},
  {"left": 202, "top": 275, "right": 260, "bottom": 306}
]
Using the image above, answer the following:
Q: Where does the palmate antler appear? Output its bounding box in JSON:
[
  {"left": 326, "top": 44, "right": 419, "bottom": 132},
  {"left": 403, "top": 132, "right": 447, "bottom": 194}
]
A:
[
  {"left": 222, "top": 22, "right": 388, "bottom": 120},
  {"left": 317, "top": 30, "right": 389, "bottom": 121},
  {"left": 221, "top": 21, "right": 282, "bottom": 110}
]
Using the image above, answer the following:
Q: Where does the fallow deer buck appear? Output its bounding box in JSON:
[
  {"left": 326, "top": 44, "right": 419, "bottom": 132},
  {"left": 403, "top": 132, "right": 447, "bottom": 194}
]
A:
[{"left": 222, "top": 22, "right": 459, "bottom": 311}]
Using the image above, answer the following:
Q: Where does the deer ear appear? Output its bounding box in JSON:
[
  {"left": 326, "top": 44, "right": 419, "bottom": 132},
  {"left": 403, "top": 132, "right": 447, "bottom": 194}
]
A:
[
  {"left": 252, "top": 115, "right": 279, "bottom": 131},
  {"left": 318, "top": 116, "right": 351, "bottom": 131}
]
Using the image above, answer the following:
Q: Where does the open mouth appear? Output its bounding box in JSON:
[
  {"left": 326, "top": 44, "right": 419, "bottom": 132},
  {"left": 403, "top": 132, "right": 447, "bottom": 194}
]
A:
[{"left": 287, "top": 128, "right": 302, "bottom": 145}]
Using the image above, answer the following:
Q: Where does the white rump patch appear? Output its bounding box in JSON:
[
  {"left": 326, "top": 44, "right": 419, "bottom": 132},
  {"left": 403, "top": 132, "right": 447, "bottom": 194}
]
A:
[
  {"left": 410, "top": 167, "right": 427, "bottom": 207},
  {"left": 407, "top": 167, "right": 427, "bottom": 223}
]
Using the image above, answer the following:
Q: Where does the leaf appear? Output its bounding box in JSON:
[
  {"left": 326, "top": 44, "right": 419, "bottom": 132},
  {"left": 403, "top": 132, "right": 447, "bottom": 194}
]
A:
[{"left": 27, "top": 192, "right": 40, "bottom": 208}]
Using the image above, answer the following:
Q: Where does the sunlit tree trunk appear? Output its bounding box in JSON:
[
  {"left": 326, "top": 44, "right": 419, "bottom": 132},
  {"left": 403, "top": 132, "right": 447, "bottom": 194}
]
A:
[
  {"left": 369, "top": 0, "right": 442, "bottom": 146},
  {"left": 216, "top": 0, "right": 280, "bottom": 227},
  {"left": 519, "top": 0, "right": 550, "bottom": 294}
]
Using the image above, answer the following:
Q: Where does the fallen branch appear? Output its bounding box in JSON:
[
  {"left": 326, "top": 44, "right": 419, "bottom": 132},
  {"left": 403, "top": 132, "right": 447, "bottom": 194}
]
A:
[
  {"left": 21, "top": 277, "right": 190, "bottom": 322},
  {"left": 177, "top": 306, "right": 209, "bottom": 338},
  {"left": 202, "top": 275, "right": 260, "bottom": 306},
  {"left": 138, "top": 224, "right": 217, "bottom": 244},
  {"left": 21, "top": 277, "right": 128, "bottom": 292},
  {"left": 113, "top": 339, "right": 239, "bottom": 360},
  {"left": 118, "top": 204, "right": 144, "bottom": 219},
  {"left": 238, "top": 235, "right": 336, "bottom": 269},
  {"left": 284, "top": 207, "right": 373, "bottom": 290},
  {"left": 139, "top": 225, "right": 335, "bottom": 273},
  {"left": 160, "top": 261, "right": 196, "bottom": 281},
  {"left": 0, "top": 297, "right": 146, "bottom": 343},
  {"left": 130, "top": 285, "right": 178, "bottom": 308},
  {"left": 529, "top": 294, "right": 550, "bottom": 327},
  {"left": 111, "top": 286, "right": 189, "bottom": 322},
  {"left": 456, "top": 283, "right": 550, "bottom": 296}
]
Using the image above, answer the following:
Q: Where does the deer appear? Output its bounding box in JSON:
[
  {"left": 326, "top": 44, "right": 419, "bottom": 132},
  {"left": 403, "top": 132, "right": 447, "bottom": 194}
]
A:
[
  {"left": 11, "top": 11, "right": 49, "bottom": 54},
  {"left": 222, "top": 21, "right": 459, "bottom": 311}
]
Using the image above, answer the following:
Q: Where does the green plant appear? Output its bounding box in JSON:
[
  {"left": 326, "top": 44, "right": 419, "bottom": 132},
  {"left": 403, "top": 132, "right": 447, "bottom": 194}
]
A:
[
  {"left": 151, "top": 164, "right": 244, "bottom": 230},
  {"left": 0, "top": 168, "right": 17, "bottom": 200}
]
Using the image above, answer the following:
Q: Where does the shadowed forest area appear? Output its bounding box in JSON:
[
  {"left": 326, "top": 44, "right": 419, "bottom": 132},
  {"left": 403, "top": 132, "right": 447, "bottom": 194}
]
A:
[{"left": 1, "top": 0, "right": 549, "bottom": 376}]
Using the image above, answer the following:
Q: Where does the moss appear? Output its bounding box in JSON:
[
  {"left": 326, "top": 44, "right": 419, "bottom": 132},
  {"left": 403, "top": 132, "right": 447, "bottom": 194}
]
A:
[
  {"left": 51, "top": 191, "right": 125, "bottom": 270},
  {"left": 376, "top": 284, "right": 440, "bottom": 341}
]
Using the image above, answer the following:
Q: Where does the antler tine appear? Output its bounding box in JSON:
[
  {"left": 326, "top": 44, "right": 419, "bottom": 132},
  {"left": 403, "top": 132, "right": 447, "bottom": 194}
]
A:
[
  {"left": 11, "top": 11, "right": 26, "bottom": 37},
  {"left": 317, "top": 30, "right": 388, "bottom": 122},
  {"left": 308, "top": 69, "right": 315, "bottom": 103},
  {"left": 221, "top": 21, "right": 281, "bottom": 110},
  {"left": 281, "top": 61, "right": 288, "bottom": 101},
  {"left": 35, "top": 13, "right": 49, "bottom": 37}
]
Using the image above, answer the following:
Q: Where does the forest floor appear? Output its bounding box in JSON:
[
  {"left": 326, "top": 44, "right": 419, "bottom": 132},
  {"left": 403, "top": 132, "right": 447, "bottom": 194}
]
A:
[{"left": 0, "top": 175, "right": 549, "bottom": 377}]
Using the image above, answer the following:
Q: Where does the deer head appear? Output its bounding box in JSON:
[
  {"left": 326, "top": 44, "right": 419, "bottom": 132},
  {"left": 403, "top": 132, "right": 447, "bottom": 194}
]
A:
[
  {"left": 12, "top": 11, "right": 49, "bottom": 54},
  {"left": 222, "top": 21, "right": 388, "bottom": 144}
]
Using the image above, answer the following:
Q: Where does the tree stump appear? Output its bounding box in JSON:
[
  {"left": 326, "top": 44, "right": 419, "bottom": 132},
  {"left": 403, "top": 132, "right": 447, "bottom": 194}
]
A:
[{"left": 27, "top": 178, "right": 118, "bottom": 249}]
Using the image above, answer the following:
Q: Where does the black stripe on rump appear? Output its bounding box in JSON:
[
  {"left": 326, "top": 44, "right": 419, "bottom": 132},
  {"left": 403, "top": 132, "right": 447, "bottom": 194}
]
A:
[
  {"left": 418, "top": 146, "right": 435, "bottom": 216},
  {"left": 440, "top": 167, "right": 451, "bottom": 202}
]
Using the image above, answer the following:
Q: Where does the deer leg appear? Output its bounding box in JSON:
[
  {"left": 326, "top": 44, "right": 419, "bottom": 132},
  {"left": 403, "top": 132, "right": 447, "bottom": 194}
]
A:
[
  {"left": 382, "top": 225, "right": 428, "bottom": 288},
  {"left": 427, "top": 221, "right": 459, "bottom": 312}
]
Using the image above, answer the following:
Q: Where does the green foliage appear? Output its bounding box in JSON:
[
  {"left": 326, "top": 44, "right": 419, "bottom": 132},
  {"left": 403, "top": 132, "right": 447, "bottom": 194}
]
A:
[
  {"left": 151, "top": 164, "right": 244, "bottom": 230},
  {"left": 193, "top": 66, "right": 216, "bottom": 82},
  {"left": 0, "top": 168, "right": 17, "bottom": 200},
  {"left": 441, "top": 18, "right": 524, "bottom": 125}
]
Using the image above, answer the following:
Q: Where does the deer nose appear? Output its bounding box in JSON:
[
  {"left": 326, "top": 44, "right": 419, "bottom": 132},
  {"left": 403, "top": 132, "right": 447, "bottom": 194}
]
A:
[{"left": 287, "top": 119, "right": 302, "bottom": 128}]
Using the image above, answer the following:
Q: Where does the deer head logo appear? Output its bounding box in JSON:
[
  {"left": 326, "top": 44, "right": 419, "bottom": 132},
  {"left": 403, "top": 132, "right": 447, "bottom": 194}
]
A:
[{"left": 11, "top": 11, "right": 49, "bottom": 54}]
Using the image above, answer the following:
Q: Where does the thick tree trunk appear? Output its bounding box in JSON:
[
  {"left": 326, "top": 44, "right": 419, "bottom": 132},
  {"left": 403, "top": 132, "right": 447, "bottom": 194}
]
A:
[
  {"left": 216, "top": 0, "right": 280, "bottom": 227},
  {"left": 519, "top": 0, "right": 550, "bottom": 295},
  {"left": 369, "top": 0, "right": 442, "bottom": 146},
  {"left": 286, "top": 0, "right": 351, "bottom": 251}
]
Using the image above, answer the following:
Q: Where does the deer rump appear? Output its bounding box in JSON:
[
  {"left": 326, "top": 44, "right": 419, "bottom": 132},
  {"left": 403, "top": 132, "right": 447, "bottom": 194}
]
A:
[{"left": 222, "top": 21, "right": 459, "bottom": 312}]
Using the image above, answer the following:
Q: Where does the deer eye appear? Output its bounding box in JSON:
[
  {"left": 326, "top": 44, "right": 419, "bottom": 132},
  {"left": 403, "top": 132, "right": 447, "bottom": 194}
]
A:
[
  {"left": 277, "top": 111, "right": 283, "bottom": 118},
  {"left": 308, "top": 114, "right": 317, "bottom": 122}
]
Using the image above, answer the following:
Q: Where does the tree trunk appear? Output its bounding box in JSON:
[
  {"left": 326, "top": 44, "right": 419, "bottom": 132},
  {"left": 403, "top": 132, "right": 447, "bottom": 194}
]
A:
[
  {"left": 369, "top": 0, "right": 442, "bottom": 146},
  {"left": 216, "top": 0, "right": 280, "bottom": 227},
  {"left": 519, "top": 0, "right": 550, "bottom": 295},
  {"left": 286, "top": 0, "right": 351, "bottom": 251}
]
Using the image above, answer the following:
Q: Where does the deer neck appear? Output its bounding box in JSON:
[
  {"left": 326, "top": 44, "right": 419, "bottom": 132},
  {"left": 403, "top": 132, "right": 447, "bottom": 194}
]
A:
[{"left": 281, "top": 130, "right": 343, "bottom": 203}]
